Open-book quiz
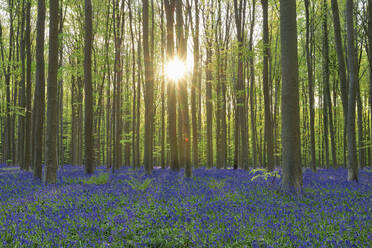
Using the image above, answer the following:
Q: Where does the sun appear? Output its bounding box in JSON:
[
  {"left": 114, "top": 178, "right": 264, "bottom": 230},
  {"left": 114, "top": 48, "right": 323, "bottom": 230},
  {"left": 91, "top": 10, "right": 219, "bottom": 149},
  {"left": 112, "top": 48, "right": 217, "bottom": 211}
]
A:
[{"left": 165, "top": 57, "right": 186, "bottom": 82}]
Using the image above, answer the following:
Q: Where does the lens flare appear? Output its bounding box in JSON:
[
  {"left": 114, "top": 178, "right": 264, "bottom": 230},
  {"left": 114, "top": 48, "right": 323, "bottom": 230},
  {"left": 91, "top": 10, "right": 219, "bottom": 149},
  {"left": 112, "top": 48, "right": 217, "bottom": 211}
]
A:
[{"left": 165, "top": 57, "right": 186, "bottom": 82}]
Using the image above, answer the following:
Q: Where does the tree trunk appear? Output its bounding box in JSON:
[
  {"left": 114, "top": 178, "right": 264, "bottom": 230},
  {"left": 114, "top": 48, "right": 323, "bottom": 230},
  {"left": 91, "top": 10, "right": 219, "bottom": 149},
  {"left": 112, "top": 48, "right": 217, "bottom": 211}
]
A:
[
  {"left": 32, "top": 0, "right": 45, "bottom": 179},
  {"left": 233, "top": 0, "right": 248, "bottom": 170},
  {"left": 304, "top": 0, "right": 316, "bottom": 171},
  {"left": 128, "top": 0, "right": 136, "bottom": 168},
  {"left": 261, "top": 0, "right": 274, "bottom": 171},
  {"left": 24, "top": 0, "right": 32, "bottom": 171},
  {"left": 176, "top": 0, "right": 191, "bottom": 177},
  {"left": 346, "top": 0, "right": 358, "bottom": 181},
  {"left": 45, "top": 0, "right": 59, "bottom": 184},
  {"left": 136, "top": 26, "right": 141, "bottom": 169},
  {"left": 18, "top": 0, "right": 26, "bottom": 170},
  {"left": 164, "top": 0, "right": 179, "bottom": 171},
  {"left": 143, "top": 0, "right": 154, "bottom": 174},
  {"left": 248, "top": 0, "right": 257, "bottom": 168},
  {"left": 84, "top": 0, "right": 94, "bottom": 174},
  {"left": 112, "top": 0, "right": 124, "bottom": 171},
  {"left": 3, "top": 0, "right": 14, "bottom": 165},
  {"left": 322, "top": 0, "right": 330, "bottom": 167},
  {"left": 206, "top": 47, "right": 213, "bottom": 168},
  {"left": 191, "top": 0, "right": 199, "bottom": 168},
  {"left": 160, "top": 0, "right": 166, "bottom": 168},
  {"left": 280, "top": 0, "right": 302, "bottom": 192},
  {"left": 330, "top": 0, "right": 348, "bottom": 129},
  {"left": 322, "top": 0, "right": 337, "bottom": 168}
]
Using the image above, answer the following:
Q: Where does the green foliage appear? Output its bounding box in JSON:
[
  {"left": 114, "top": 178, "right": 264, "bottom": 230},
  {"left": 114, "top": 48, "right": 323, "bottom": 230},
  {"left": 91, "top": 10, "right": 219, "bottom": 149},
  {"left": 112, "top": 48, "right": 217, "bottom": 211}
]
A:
[
  {"left": 84, "top": 173, "right": 109, "bottom": 185},
  {"left": 208, "top": 178, "right": 226, "bottom": 190},
  {"left": 63, "top": 176, "right": 82, "bottom": 185},
  {"left": 63, "top": 173, "right": 110, "bottom": 185},
  {"left": 249, "top": 168, "right": 281, "bottom": 182},
  {"left": 125, "top": 176, "right": 152, "bottom": 192}
]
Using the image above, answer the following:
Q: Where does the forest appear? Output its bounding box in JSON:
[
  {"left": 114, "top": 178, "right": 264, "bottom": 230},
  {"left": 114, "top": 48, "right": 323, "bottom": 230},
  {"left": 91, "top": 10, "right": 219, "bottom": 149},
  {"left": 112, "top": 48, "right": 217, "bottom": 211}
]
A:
[{"left": 0, "top": 0, "right": 371, "bottom": 247}]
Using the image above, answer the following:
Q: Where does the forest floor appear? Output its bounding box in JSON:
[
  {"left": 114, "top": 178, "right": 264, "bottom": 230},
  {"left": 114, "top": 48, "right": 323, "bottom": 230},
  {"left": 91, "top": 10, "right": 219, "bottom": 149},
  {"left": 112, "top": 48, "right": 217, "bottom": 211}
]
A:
[{"left": 0, "top": 164, "right": 370, "bottom": 247}]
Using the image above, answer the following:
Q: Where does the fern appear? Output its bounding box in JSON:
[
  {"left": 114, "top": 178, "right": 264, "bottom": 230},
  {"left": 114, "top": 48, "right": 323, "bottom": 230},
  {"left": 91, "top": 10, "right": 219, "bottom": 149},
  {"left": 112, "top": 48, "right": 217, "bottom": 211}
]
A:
[
  {"left": 125, "top": 177, "right": 152, "bottom": 192},
  {"left": 84, "top": 173, "right": 109, "bottom": 185},
  {"left": 250, "top": 169, "right": 280, "bottom": 182}
]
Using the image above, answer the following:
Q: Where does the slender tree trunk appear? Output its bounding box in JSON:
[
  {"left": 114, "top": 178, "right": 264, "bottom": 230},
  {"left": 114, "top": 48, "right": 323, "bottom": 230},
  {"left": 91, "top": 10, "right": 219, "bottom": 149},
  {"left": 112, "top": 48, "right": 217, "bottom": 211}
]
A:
[
  {"left": 280, "top": 0, "right": 302, "bottom": 192},
  {"left": 177, "top": 93, "right": 183, "bottom": 167},
  {"left": 164, "top": 0, "right": 179, "bottom": 171},
  {"left": 261, "top": 0, "right": 274, "bottom": 171},
  {"left": 248, "top": 0, "right": 257, "bottom": 168},
  {"left": 206, "top": 47, "right": 213, "bottom": 168},
  {"left": 191, "top": 0, "right": 199, "bottom": 168},
  {"left": 305, "top": 0, "right": 316, "bottom": 171},
  {"left": 84, "top": 0, "right": 94, "bottom": 174},
  {"left": 112, "top": 0, "right": 124, "bottom": 171},
  {"left": 322, "top": 0, "right": 330, "bottom": 167},
  {"left": 104, "top": 1, "right": 112, "bottom": 169},
  {"left": 221, "top": 53, "right": 228, "bottom": 169},
  {"left": 346, "top": 0, "right": 358, "bottom": 181},
  {"left": 176, "top": 0, "right": 191, "bottom": 176},
  {"left": 233, "top": 0, "right": 248, "bottom": 170},
  {"left": 322, "top": 0, "right": 337, "bottom": 168},
  {"left": 143, "top": 0, "right": 154, "bottom": 174},
  {"left": 45, "top": 0, "right": 59, "bottom": 184},
  {"left": 18, "top": 0, "right": 26, "bottom": 170},
  {"left": 71, "top": 71, "right": 79, "bottom": 166},
  {"left": 32, "top": 0, "right": 45, "bottom": 179},
  {"left": 330, "top": 0, "right": 348, "bottom": 126},
  {"left": 136, "top": 25, "right": 141, "bottom": 169},
  {"left": 330, "top": 0, "right": 348, "bottom": 168},
  {"left": 57, "top": 3, "right": 65, "bottom": 168},
  {"left": 160, "top": 0, "right": 166, "bottom": 168},
  {"left": 24, "top": 0, "right": 31, "bottom": 170},
  {"left": 4, "top": 0, "right": 14, "bottom": 165},
  {"left": 128, "top": 0, "right": 136, "bottom": 168}
]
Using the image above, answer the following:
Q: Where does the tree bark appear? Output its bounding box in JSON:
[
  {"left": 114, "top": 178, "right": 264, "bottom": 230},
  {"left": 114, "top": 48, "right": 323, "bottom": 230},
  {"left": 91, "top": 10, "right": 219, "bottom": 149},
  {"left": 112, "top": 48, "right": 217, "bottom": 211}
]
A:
[
  {"left": 24, "top": 0, "right": 32, "bottom": 171},
  {"left": 191, "top": 0, "right": 199, "bottom": 168},
  {"left": 84, "top": 0, "right": 94, "bottom": 174},
  {"left": 330, "top": 0, "right": 348, "bottom": 168},
  {"left": 304, "top": 0, "right": 316, "bottom": 171},
  {"left": 322, "top": 0, "right": 337, "bottom": 168},
  {"left": 143, "top": 0, "right": 154, "bottom": 174},
  {"left": 32, "top": 0, "right": 45, "bottom": 179},
  {"left": 4, "top": 0, "right": 15, "bottom": 165},
  {"left": 346, "top": 0, "right": 358, "bottom": 181},
  {"left": 206, "top": 47, "right": 213, "bottom": 168},
  {"left": 233, "top": 0, "right": 249, "bottom": 169},
  {"left": 280, "top": 0, "right": 302, "bottom": 192},
  {"left": 176, "top": 0, "right": 191, "bottom": 177},
  {"left": 18, "top": 0, "right": 26, "bottom": 170},
  {"left": 248, "top": 0, "right": 257, "bottom": 168},
  {"left": 330, "top": 0, "right": 348, "bottom": 126},
  {"left": 45, "top": 0, "right": 59, "bottom": 184},
  {"left": 164, "top": 0, "right": 179, "bottom": 171},
  {"left": 261, "top": 0, "right": 274, "bottom": 171},
  {"left": 128, "top": 0, "right": 136, "bottom": 168}
]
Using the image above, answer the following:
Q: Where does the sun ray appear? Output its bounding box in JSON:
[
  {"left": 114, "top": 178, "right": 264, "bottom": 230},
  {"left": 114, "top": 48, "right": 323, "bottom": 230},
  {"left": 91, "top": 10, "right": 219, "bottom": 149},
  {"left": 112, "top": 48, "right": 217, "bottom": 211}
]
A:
[{"left": 165, "top": 57, "right": 186, "bottom": 82}]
